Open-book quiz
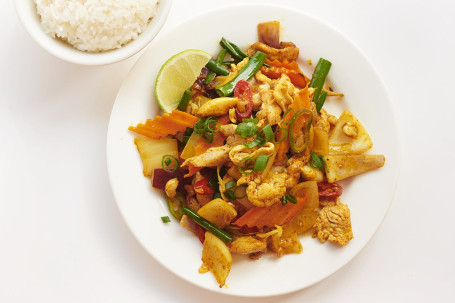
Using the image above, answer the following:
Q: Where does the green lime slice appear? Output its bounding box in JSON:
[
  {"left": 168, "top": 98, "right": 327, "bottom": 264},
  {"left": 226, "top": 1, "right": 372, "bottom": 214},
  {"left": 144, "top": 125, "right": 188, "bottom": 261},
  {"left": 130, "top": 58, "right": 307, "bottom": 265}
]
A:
[{"left": 155, "top": 49, "right": 212, "bottom": 113}]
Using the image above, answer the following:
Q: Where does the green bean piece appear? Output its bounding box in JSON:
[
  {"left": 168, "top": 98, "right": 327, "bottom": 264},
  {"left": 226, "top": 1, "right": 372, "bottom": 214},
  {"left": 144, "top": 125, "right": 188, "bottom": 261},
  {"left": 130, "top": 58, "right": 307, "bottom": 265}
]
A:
[
  {"left": 216, "top": 51, "right": 267, "bottom": 97},
  {"left": 227, "top": 39, "right": 249, "bottom": 61},
  {"left": 177, "top": 88, "right": 193, "bottom": 111},
  {"left": 204, "top": 49, "right": 227, "bottom": 85},
  {"left": 309, "top": 58, "right": 332, "bottom": 113},
  {"left": 182, "top": 206, "right": 233, "bottom": 244},
  {"left": 206, "top": 60, "right": 230, "bottom": 76},
  {"left": 220, "top": 37, "right": 244, "bottom": 61}
]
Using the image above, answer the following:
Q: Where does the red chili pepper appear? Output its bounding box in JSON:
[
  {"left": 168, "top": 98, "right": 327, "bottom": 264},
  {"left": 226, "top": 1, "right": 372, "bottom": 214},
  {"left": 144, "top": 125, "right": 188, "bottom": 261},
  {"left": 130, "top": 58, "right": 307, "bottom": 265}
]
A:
[
  {"left": 234, "top": 80, "right": 253, "bottom": 122},
  {"left": 318, "top": 182, "right": 343, "bottom": 199},
  {"left": 194, "top": 175, "right": 215, "bottom": 195}
]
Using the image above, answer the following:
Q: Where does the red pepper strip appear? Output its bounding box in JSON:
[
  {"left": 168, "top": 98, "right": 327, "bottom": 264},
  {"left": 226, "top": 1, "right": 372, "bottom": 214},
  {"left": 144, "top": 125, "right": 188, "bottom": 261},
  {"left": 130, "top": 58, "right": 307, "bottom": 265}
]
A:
[
  {"left": 318, "top": 182, "right": 343, "bottom": 199},
  {"left": 194, "top": 175, "right": 216, "bottom": 195},
  {"left": 260, "top": 65, "right": 307, "bottom": 88},
  {"left": 234, "top": 80, "right": 253, "bottom": 122}
]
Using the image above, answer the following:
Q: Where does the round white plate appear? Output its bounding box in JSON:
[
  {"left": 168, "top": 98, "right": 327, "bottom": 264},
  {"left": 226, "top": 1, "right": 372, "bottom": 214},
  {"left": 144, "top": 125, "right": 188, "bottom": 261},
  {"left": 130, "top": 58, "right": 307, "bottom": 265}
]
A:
[{"left": 107, "top": 4, "right": 400, "bottom": 297}]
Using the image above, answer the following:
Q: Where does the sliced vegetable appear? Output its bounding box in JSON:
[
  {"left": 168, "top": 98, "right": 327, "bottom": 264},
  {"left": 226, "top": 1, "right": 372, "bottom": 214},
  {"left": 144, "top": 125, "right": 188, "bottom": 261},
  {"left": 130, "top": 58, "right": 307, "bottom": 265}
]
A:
[
  {"left": 216, "top": 51, "right": 267, "bottom": 97},
  {"left": 194, "top": 175, "right": 216, "bottom": 195},
  {"left": 235, "top": 118, "right": 258, "bottom": 138},
  {"left": 288, "top": 109, "right": 313, "bottom": 153},
  {"left": 182, "top": 206, "right": 233, "bottom": 244},
  {"left": 204, "top": 49, "right": 227, "bottom": 85},
  {"left": 309, "top": 152, "right": 329, "bottom": 172},
  {"left": 289, "top": 181, "right": 320, "bottom": 234},
  {"left": 166, "top": 192, "right": 185, "bottom": 220},
  {"left": 253, "top": 154, "right": 269, "bottom": 172},
  {"left": 161, "top": 216, "right": 171, "bottom": 223},
  {"left": 193, "top": 116, "right": 220, "bottom": 143},
  {"left": 177, "top": 88, "right": 193, "bottom": 111},
  {"left": 206, "top": 60, "right": 230, "bottom": 76},
  {"left": 234, "top": 80, "right": 253, "bottom": 122},
  {"left": 238, "top": 156, "right": 255, "bottom": 175},
  {"left": 234, "top": 195, "right": 307, "bottom": 229},
  {"left": 152, "top": 168, "right": 189, "bottom": 191},
  {"left": 133, "top": 138, "right": 178, "bottom": 177},
  {"left": 128, "top": 110, "right": 199, "bottom": 139},
  {"left": 220, "top": 37, "right": 249, "bottom": 62},
  {"left": 200, "top": 231, "right": 232, "bottom": 288},
  {"left": 309, "top": 58, "right": 332, "bottom": 113},
  {"left": 243, "top": 124, "right": 273, "bottom": 149},
  {"left": 198, "top": 198, "right": 237, "bottom": 229},
  {"left": 281, "top": 194, "right": 297, "bottom": 205},
  {"left": 317, "top": 182, "right": 343, "bottom": 199},
  {"left": 257, "top": 21, "right": 280, "bottom": 48},
  {"left": 261, "top": 65, "right": 307, "bottom": 88},
  {"left": 161, "top": 154, "right": 179, "bottom": 172},
  {"left": 324, "top": 154, "right": 385, "bottom": 183}
]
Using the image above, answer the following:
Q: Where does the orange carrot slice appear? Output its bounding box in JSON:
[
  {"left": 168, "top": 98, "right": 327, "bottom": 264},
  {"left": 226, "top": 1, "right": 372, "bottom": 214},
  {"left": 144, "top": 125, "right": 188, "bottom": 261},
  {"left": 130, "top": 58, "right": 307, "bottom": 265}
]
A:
[
  {"left": 234, "top": 196, "right": 307, "bottom": 229},
  {"left": 129, "top": 110, "right": 198, "bottom": 139}
]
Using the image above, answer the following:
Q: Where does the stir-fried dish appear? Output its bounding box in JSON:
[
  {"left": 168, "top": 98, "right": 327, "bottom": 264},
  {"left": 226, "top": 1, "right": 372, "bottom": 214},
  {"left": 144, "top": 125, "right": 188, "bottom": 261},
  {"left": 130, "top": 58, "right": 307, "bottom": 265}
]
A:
[{"left": 128, "top": 21, "right": 385, "bottom": 288}]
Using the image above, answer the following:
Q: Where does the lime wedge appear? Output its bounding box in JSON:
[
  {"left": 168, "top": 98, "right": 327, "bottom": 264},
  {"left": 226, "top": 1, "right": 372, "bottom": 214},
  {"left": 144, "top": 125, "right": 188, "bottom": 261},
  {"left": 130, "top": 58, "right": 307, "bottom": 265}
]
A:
[{"left": 155, "top": 49, "right": 212, "bottom": 113}]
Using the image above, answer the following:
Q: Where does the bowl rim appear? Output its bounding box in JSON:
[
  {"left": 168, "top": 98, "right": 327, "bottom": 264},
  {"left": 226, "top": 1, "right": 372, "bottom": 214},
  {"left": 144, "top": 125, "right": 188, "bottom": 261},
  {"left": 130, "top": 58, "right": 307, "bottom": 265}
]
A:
[{"left": 14, "top": 0, "right": 173, "bottom": 65}]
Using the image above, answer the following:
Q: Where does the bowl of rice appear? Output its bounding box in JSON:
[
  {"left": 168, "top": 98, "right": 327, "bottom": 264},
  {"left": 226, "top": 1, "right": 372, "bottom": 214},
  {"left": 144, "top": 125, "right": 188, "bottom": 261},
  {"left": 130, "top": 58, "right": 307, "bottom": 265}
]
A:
[{"left": 15, "top": 0, "right": 173, "bottom": 65}]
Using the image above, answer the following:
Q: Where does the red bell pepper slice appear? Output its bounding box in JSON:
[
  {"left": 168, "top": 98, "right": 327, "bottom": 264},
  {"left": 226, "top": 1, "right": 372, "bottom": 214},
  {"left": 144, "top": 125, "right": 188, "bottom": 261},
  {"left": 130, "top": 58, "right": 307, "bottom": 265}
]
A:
[{"left": 194, "top": 175, "right": 216, "bottom": 195}]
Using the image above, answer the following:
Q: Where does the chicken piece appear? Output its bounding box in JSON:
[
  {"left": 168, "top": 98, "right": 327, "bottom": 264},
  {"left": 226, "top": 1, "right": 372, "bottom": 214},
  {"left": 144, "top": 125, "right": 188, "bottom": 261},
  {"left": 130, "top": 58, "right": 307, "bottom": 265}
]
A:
[
  {"left": 247, "top": 41, "right": 299, "bottom": 62},
  {"left": 225, "top": 134, "right": 249, "bottom": 147},
  {"left": 220, "top": 124, "right": 237, "bottom": 136},
  {"left": 229, "top": 142, "right": 275, "bottom": 165},
  {"left": 181, "top": 145, "right": 231, "bottom": 168},
  {"left": 317, "top": 109, "right": 337, "bottom": 133},
  {"left": 255, "top": 83, "right": 282, "bottom": 126},
  {"left": 197, "top": 97, "right": 238, "bottom": 116},
  {"left": 272, "top": 74, "right": 297, "bottom": 112},
  {"left": 314, "top": 201, "right": 353, "bottom": 246},
  {"left": 229, "top": 236, "right": 267, "bottom": 254},
  {"left": 238, "top": 166, "right": 299, "bottom": 207},
  {"left": 164, "top": 178, "right": 178, "bottom": 198}
]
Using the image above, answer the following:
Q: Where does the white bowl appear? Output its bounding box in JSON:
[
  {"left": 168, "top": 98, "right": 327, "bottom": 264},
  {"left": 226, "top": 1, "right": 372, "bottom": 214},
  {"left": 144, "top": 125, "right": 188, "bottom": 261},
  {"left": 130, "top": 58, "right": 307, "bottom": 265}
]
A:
[{"left": 14, "top": 0, "right": 173, "bottom": 65}]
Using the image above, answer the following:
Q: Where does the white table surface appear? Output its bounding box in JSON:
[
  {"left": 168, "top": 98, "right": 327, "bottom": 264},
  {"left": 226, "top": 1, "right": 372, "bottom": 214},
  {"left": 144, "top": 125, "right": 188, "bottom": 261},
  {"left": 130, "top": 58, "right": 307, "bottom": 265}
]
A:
[{"left": 1, "top": 0, "right": 454, "bottom": 302}]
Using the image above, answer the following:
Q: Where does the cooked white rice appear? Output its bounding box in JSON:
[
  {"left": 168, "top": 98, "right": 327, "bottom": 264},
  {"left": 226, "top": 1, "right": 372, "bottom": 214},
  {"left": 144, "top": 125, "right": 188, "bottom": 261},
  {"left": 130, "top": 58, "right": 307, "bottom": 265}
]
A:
[{"left": 35, "top": 0, "right": 159, "bottom": 52}]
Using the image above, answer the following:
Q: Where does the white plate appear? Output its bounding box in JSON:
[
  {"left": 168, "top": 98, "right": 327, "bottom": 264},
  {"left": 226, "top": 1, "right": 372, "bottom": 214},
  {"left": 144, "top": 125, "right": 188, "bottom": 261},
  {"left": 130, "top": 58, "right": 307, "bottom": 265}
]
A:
[{"left": 107, "top": 4, "right": 400, "bottom": 297}]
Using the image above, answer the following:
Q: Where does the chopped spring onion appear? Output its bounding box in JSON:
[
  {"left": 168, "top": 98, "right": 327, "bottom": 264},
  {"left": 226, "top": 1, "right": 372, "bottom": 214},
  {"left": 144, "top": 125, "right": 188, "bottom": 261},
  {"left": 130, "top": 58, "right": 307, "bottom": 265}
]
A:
[
  {"left": 224, "top": 183, "right": 247, "bottom": 201},
  {"left": 272, "top": 127, "right": 288, "bottom": 144},
  {"left": 235, "top": 118, "right": 258, "bottom": 138},
  {"left": 281, "top": 194, "right": 297, "bottom": 205},
  {"left": 182, "top": 206, "right": 232, "bottom": 244},
  {"left": 283, "top": 107, "right": 296, "bottom": 125},
  {"left": 238, "top": 156, "right": 255, "bottom": 174},
  {"left": 161, "top": 155, "right": 179, "bottom": 172},
  {"left": 309, "top": 152, "right": 330, "bottom": 172},
  {"left": 243, "top": 124, "right": 273, "bottom": 149},
  {"left": 161, "top": 216, "right": 171, "bottom": 223},
  {"left": 193, "top": 116, "right": 220, "bottom": 143},
  {"left": 253, "top": 154, "right": 269, "bottom": 172}
]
